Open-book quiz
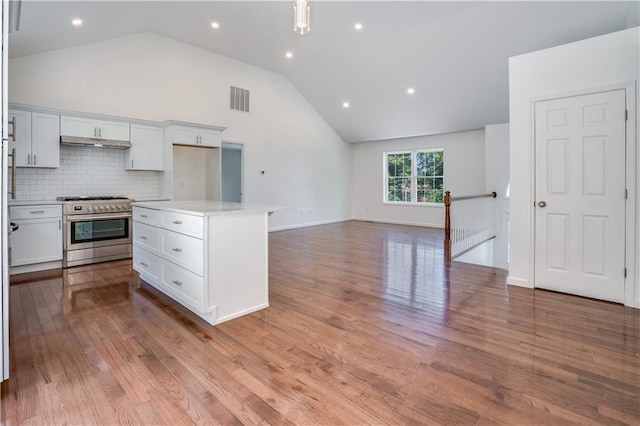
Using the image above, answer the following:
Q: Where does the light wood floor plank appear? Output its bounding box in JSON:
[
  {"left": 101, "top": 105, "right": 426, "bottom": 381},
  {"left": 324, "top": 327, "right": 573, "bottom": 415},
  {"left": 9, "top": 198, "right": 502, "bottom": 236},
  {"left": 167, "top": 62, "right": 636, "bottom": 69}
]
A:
[{"left": 2, "top": 221, "right": 639, "bottom": 425}]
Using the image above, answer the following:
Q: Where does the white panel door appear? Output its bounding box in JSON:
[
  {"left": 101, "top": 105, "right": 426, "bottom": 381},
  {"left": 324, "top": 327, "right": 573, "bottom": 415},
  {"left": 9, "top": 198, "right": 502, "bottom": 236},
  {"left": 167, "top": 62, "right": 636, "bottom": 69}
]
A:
[{"left": 534, "top": 90, "right": 626, "bottom": 303}]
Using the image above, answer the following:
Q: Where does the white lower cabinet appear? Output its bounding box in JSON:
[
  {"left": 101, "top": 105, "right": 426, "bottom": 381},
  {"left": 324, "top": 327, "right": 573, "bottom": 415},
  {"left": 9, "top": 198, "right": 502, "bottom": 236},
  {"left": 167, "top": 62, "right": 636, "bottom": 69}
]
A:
[
  {"left": 132, "top": 203, "right": 270, "bottom": 326},
  {"left": 9, "top": 204, "right": 63, "bottom": 272},
  {"left": 160, "top": 230, "right": 204, "bottom": 275},
  {"left": 160, "top": 258, "right": 204, "bottom": 311},
  {"left": 133, "top": 245, "right": 160, "bottom": 282}
]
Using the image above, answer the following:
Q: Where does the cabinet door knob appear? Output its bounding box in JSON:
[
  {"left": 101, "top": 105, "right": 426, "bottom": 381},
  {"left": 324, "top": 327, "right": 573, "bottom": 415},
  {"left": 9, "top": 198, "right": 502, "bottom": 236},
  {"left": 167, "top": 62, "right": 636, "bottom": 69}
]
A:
[
  {"left": 172, "top": 247, "right": 182, "bottom": 253},
  {"left": 172, "top": 220, "right": 183, "bottom": 225},
  {"left": 139, "top": 236, "right": 148, "bottom": 240},
  {"left": 140, "top": 214, "right": 148, "bottom": 218},
  {"left": 140, "top": 262, "right": 148, "bottom": 267},
  {"left": 538, "top": 201, "right": 547, "bottom": 208},
  {"left": 172, "top": 280, "right": 183, "bottom": 286}
]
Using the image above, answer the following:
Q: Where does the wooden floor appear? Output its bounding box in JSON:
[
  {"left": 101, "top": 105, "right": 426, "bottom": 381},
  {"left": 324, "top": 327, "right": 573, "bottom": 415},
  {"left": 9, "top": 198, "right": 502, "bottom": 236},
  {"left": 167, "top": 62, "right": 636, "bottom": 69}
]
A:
[{"left": 2, "top": 221, "right": 639, "bottom": 425}]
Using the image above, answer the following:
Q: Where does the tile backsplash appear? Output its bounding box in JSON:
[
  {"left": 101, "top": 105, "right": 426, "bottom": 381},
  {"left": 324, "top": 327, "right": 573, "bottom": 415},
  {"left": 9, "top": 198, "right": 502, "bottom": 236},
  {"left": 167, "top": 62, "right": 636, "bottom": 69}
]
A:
[{"left": 10, "top": 145, "right": 163, "bottom": 201}]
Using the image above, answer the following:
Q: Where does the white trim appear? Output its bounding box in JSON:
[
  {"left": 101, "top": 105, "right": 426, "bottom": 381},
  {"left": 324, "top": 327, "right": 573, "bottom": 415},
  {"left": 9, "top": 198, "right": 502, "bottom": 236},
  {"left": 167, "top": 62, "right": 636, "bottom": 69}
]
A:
[
  {"left": 269, "top": 217, "right": 444, "bottom": 232},
  {"left": 507, "top": 275, "right": 532, "bottom": 288},
  {"left": 382, "top": 201, "right": 444, "bottom": 208},
  {"left": 529, "top": 81, "right": 637, "bottom": 307},
  {"left": 10, "top": 261, "right": 61, "bottom": 275},
  {"left": 351, "top": 216, "right": 443, "bottom": 229},
  {"left": 269, "top": 217, "right": 352, "bottom": 232}
]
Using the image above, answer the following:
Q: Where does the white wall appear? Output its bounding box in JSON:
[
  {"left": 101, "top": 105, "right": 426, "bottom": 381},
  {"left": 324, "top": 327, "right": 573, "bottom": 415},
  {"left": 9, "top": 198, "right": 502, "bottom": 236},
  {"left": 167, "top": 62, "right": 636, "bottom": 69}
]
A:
[
  {"left": 508, "top": 27, "right": 639, "bottom": 306},
  {"left": 172, "top": 145, "right": 207, "bottom": 201},
  {"left": 485, "top": 122, "right": 510, "bottom": 269},
  {"left": 351, "top": 130, "right": 485, "bottom": 227},
  {"left": 8, "top": 32, "right": 351, "bottom": 229}
]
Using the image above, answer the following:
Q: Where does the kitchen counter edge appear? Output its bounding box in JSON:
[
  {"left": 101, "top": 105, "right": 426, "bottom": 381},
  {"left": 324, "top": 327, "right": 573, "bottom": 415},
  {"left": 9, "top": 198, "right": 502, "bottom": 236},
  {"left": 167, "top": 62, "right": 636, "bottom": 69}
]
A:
[
  {"left": 8, "top": 200, "right": 63, "bottom": 206},
  {"left": 132, "top": 200, "right": 286, "bottom": 217}
]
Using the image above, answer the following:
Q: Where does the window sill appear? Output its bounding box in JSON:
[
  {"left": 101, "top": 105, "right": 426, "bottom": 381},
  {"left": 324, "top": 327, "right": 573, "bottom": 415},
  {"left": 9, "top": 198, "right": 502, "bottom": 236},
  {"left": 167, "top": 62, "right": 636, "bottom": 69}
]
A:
[{"left": 383, "top": 202, "right": 444, "bottom": 208}]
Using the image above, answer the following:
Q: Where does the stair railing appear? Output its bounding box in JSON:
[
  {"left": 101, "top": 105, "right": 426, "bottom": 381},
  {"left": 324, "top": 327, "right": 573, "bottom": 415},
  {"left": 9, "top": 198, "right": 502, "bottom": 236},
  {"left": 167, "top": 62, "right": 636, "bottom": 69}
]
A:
[{"left": 444, "top": 191, "right": 497, "bottom": 259}]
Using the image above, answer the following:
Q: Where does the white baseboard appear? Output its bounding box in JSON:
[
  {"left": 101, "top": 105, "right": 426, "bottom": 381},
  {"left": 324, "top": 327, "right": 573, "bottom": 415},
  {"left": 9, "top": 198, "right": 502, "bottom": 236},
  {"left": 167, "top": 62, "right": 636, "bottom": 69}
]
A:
[
  {"left": 269, "top": 217, "right": 352, "bottom": 232},
  {"left": 507, "top": 275, "right": 533, "bottom": 288},
  {"left": 351, "top": 216, "right": 443, "bottom": 229},
  {"left": 10, "top": 261, "right": 62, "bottom": 275}
]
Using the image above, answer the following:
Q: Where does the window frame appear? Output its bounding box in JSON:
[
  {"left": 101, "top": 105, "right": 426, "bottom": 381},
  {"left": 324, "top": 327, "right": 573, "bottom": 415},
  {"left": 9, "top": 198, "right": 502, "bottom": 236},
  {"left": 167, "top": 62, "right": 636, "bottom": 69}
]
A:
[{"left": 383, "top": 148, "right": 445, "bottom": 206}]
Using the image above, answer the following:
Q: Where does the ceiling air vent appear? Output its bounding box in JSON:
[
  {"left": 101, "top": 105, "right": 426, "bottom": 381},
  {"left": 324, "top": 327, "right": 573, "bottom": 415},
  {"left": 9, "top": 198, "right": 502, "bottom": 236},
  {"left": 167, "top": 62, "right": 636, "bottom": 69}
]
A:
[{"left": 230, "top": 86, "right": 250, "bottom": 112}]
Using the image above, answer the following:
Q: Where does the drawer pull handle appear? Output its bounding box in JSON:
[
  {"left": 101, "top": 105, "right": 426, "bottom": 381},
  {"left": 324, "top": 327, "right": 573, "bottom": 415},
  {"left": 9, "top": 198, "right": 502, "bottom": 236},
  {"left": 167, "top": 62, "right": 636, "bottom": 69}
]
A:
[
  {"left": 30, "top": 210, "right": 45, "bottom": 214},
  {"left": 140, "top": 262, "right": 148, "bottom": 267},
  {"left": 139, "top": 236, "right": 148, "bottom": 240},
  {"left": 172, "top": 220, "right": 183, "bottom": 225},
  {"left": 172, "top": 247, "right": 182, "bottom": 253},
  {"left": 140, "top": 214, "right": 148, "bottom": 218},
  {"left": 172, "top": 280, "right": 183, "bottom": 286}
]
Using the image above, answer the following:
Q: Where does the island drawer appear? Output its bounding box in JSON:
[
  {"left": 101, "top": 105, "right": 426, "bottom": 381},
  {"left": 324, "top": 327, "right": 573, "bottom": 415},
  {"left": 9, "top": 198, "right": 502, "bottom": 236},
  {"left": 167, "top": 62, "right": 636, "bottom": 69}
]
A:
[
  {"left": 133, "top": 207, "right": 161, "bottom": 226},
  {"left": 10, "top": 204, "right": 61, "bottom": 220},
  {"left": 160, "top": 230, "right": 204, "bottom": 275},
  {"left": 133, "top": 246, "right": 160, "bottom": 282},
  {"left": 161, "top": 211, "right": 203, "bottom": 238},
  {"left": 160, "top": 258, "right": 204, "bottom": 311},
  {"left": 133, "top": 222, "right": 160, "bottom": 254}
]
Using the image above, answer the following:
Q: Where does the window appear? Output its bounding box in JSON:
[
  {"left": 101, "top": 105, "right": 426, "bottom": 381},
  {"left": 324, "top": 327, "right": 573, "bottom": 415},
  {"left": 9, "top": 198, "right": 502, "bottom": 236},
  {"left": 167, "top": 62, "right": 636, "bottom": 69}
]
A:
[{"left": 385, "top": 149, "right": 444, "bottom": 204}]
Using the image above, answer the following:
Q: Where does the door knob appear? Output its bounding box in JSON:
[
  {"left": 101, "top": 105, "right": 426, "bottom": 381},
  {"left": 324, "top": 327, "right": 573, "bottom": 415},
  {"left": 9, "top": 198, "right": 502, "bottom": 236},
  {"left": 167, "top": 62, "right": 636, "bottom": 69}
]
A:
[{"left": 538, "top": 201, "right": 547, "bottom": 208}]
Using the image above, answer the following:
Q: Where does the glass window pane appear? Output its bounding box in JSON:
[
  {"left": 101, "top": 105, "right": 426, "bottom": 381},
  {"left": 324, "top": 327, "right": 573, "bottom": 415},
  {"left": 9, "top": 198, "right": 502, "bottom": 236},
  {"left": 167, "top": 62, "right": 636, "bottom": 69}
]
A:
[
  {"left": 416, "top": 152, "right": 426, "bottom": 176},
  {"left": 434, "top": 151, "right": 444, "bottom": 176},
  {"left": 388, "top": 153, "right": 411, "bottom": 178},
  {"left": 426, "top": 152, "right": 435, "bottom": 176}
]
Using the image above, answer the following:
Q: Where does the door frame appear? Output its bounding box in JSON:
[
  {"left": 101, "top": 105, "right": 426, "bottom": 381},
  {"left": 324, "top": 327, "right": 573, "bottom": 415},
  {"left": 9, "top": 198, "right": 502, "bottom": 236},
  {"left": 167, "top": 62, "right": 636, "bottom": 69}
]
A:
[
  {"left": 221, "top": 140, "right": 245, "bottom": 203},
  {"left": 530, "top": 81, "right": 637, "bottom": 307}
]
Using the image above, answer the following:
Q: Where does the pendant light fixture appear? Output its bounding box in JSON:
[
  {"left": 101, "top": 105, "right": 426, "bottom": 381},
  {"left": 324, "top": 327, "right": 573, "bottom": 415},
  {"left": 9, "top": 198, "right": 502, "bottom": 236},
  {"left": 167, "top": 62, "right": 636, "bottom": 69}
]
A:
[{"left": 293, "top": 0, "right": 310, "bottom": 35}]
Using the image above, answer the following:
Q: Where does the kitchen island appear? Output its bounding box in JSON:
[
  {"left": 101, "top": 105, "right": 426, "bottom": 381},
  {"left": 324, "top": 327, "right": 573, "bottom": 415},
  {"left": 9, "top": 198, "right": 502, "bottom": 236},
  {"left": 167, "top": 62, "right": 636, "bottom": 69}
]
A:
[{"left": 132, "top": 200, "right": 279, "bottom": 325}]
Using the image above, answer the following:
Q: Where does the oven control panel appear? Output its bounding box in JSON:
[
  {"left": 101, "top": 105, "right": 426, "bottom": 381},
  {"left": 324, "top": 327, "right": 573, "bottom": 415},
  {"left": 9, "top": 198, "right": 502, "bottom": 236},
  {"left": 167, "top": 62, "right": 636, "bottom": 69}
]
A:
[{"left": 64, "top": 201, "right": 132, "bottom": 214}]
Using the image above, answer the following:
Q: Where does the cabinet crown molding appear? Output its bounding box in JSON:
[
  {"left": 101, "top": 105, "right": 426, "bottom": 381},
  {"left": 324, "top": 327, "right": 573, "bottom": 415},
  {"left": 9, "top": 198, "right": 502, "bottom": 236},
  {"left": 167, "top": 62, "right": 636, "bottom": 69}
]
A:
[{"left": 8, "top": 103, "right": 226, "bottom": 133}]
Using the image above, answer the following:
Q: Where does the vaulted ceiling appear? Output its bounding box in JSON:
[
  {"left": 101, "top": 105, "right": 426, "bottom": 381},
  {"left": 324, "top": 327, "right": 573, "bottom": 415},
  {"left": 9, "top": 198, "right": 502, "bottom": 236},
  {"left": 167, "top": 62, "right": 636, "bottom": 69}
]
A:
[{"left": 8, "top": 1, "right": 640, "bottom": 143}]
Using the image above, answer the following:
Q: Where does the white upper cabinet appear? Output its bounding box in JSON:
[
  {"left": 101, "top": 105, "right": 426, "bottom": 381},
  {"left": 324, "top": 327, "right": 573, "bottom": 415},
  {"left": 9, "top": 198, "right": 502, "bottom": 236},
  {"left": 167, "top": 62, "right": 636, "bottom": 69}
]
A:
[
  {"left": 125, "top": 124, "right": 164, "bottom": 171},
  {"left": 8, "top": 109, "right": 60, "bottom": 168},
  {"left": 165, "top": 124, "right": 222, "bottom": 148},
  {"left": 60, "top": 115, "right": 130, "bottom": 141}
]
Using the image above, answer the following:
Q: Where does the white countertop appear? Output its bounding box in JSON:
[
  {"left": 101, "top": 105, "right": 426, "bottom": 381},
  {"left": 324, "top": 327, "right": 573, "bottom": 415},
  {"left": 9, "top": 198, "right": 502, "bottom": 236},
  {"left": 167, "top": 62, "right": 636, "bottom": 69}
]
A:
[
  {"left": 133, "top": 200, "right": 285, "bottom": 216},
  {"left": 8, "top": 200, "right": 62, "bottom": 206}
]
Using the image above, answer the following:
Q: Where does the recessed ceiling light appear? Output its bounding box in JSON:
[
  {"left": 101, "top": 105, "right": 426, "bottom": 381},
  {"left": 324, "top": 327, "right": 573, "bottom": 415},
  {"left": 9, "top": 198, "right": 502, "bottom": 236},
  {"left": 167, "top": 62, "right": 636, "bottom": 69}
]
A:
[
  {"left": 407, "top": 88, "right": 415, "bottom": 95},
  {"left": 343, "top": 102, "right": 350, "bottom": 108},
  {"left": 354, "top": 23, "right": 363, "bottom": 30},
  {"left": 72, "top": 18, "right": 83, "bottom": 26},
  {"left": 211, "top": 21, "right": 220, "bottom": 29},
  {"left": 285, "top": 51, "right": 293, "bottom": 59}
]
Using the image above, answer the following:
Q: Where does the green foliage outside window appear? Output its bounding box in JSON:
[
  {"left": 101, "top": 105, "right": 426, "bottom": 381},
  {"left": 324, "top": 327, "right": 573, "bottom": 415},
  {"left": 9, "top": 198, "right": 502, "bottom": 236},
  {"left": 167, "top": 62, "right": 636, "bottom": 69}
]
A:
[{"left": 385, "top": 150, "right": 444, "bottom": 204}]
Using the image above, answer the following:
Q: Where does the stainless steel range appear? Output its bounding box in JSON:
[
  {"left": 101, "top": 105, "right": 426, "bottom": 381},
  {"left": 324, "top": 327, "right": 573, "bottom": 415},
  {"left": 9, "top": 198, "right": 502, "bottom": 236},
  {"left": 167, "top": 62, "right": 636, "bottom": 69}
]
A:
[{"left": 57, "top": 196, "right": 132, "bottom": 267}]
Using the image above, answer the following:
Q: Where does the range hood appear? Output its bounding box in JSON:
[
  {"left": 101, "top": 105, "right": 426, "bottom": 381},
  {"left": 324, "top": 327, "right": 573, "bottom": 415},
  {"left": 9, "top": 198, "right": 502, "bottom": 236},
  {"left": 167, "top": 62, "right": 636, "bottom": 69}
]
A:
[{"left": 60, "top": 135, "right": 132, "bottom": 149}]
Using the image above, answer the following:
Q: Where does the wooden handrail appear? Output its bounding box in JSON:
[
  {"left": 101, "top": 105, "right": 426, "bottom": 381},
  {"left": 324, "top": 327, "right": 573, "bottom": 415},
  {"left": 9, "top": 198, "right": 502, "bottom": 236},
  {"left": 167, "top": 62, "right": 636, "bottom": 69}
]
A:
[{"left": 450, "top": 192, "right": 497, "bottom": 202}]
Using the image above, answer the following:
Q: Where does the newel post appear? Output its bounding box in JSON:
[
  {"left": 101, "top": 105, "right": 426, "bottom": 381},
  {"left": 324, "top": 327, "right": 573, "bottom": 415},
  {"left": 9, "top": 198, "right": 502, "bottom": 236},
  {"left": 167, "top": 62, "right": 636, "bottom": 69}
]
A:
[{"left": 444, "top": 191, "right": 451, "bottom": 261}]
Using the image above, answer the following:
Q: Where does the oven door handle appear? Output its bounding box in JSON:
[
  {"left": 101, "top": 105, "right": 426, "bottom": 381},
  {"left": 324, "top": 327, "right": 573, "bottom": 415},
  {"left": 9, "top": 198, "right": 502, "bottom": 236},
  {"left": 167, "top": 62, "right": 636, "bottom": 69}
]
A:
[{"left": 66, "top": 213, "right": 132, "bottom": 221}]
